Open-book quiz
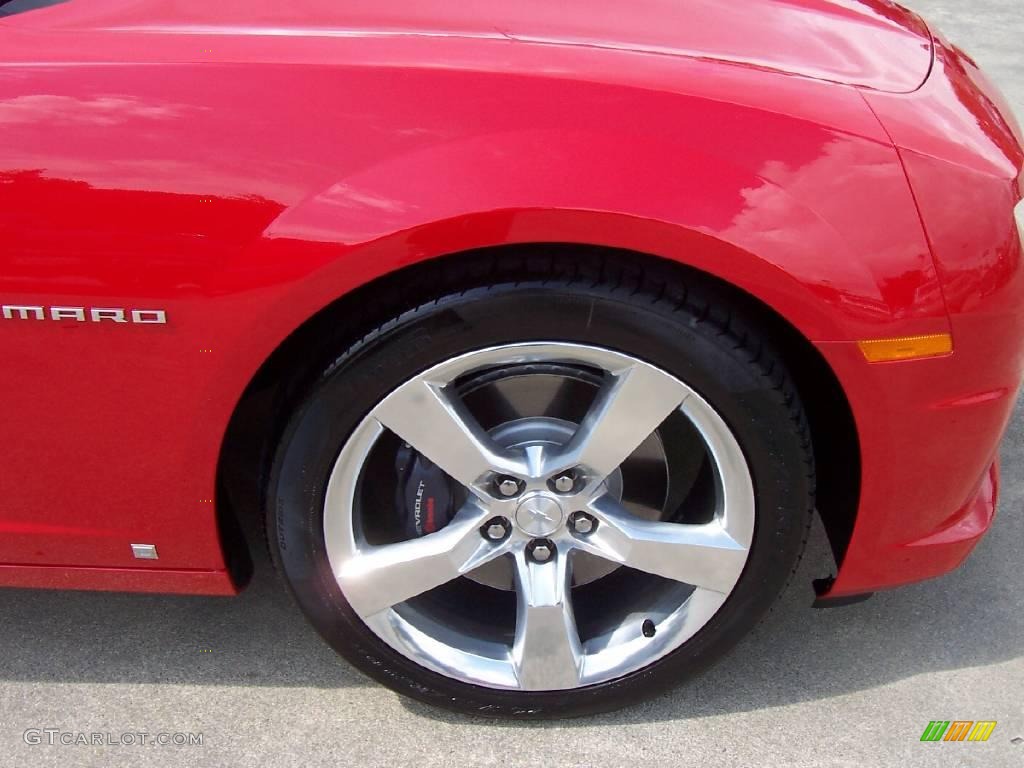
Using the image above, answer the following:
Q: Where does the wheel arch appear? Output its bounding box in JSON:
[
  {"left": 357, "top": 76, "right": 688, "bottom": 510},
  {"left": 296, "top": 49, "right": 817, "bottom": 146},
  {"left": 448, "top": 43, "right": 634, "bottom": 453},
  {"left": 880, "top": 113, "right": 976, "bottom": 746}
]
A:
[{"left": 215, "top": 243, "right": 859, "bottom": 590}]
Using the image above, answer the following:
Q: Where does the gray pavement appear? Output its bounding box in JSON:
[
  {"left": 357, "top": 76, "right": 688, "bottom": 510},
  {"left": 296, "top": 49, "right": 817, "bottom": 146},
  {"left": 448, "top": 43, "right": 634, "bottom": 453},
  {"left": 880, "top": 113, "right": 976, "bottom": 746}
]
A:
[{"left": 0, "top": 1, "right": 1022, "bottom": 766}]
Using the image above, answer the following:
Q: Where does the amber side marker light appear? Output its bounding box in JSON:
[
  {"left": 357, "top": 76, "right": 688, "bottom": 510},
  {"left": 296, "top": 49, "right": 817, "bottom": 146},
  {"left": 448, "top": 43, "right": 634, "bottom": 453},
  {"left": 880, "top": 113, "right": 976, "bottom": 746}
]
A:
[{"left": 858, "top": 333, "right": 953, "bottom": 363}]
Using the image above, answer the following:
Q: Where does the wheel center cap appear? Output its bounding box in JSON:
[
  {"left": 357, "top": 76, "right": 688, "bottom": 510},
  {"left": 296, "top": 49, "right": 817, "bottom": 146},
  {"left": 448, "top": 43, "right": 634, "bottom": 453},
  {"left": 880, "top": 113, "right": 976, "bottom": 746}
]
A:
[{"left": 514, "top": 493, "right": 564, "bottom": 537}]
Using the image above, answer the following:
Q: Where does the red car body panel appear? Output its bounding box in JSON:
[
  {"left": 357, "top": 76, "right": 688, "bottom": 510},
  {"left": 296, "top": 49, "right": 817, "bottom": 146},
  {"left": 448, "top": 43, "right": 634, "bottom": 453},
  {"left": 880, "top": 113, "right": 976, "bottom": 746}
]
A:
[
  {"left": 0, "top": 0, "right": 1020, "bottom": 597},
  {"left": 4, "top": 0, "right": 936, "bottom": 91}
]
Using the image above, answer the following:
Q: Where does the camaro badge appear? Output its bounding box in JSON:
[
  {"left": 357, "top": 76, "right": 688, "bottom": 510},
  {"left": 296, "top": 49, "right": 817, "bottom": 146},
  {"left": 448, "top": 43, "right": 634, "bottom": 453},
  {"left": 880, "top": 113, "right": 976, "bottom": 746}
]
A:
[{"left": 0, "top": 305, "right": 167, "bottom": 324}]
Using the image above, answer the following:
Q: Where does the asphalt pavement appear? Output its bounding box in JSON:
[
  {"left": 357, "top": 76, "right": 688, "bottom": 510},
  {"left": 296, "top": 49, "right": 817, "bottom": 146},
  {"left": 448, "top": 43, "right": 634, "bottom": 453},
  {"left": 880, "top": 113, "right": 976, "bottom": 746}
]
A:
[{"left": 0, "top": 1, "right": 1021, "bottom": 766}]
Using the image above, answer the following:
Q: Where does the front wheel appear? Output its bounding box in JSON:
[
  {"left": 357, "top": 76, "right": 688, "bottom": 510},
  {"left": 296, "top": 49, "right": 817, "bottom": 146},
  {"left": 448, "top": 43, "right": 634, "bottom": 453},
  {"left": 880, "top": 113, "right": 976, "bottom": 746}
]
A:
[{"left": 269, "top": 259, "right": 814, "bottom": 717}]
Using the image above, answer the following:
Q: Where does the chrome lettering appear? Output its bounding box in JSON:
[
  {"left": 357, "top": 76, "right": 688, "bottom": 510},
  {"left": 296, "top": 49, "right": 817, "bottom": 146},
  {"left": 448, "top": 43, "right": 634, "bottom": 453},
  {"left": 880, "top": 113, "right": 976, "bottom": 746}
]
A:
[
  {"left": 90, "top": 308, "right": 127, "bottom": 323},
  {"left": 2, "top": 305, "right": 45, "bottom": 320},
  {"left": 0, "top": 304, "right": 167, "bottom": 325},
  {"left": 50, "top": 307, "right": 86, "bottom": 321},
  {"left": 130, "top": 309, "right": 167, "bottom": 324}
]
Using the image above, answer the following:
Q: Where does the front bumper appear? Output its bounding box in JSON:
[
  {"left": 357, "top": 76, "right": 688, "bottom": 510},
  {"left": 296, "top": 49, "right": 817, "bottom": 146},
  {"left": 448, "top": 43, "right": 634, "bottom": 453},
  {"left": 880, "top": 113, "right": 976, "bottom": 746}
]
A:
[
  {"left": 814, "top": 194, "right": 1023, "bottom": 598},
  {"left": 815, "top": 459, "right": 998, "bottom": 606},
  {"left": 816, "top": 326, "right": 1018, "bottom": 599}
]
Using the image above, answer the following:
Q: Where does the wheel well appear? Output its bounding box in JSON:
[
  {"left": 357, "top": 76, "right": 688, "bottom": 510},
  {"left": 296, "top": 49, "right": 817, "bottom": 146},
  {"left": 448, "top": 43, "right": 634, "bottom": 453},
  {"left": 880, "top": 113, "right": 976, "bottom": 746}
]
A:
[{"left": 216, "top": 244, "right": 859, "bottom": 587}]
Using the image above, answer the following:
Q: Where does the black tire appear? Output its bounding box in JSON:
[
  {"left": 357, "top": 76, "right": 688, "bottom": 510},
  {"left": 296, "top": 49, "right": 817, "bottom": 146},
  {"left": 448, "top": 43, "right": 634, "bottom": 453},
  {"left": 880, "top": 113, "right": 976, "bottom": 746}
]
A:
[{"left": 268, "top": 253, "right": 814, "bottom": 718}]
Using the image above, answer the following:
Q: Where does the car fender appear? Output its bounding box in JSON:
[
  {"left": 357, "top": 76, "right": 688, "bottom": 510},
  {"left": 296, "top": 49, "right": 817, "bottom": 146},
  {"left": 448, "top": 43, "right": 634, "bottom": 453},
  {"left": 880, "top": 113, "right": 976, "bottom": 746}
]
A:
[{"left": 221, "top": 123, "right": 949, "bottom": 388}]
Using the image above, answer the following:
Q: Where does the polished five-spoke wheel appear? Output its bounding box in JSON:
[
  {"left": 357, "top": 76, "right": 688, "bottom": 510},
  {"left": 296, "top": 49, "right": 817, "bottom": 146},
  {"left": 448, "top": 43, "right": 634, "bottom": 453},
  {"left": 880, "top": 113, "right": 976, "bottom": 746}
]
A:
[
  {"left": 325, "top": 343, "right": 754, "bottom": 691},
  {"left": 270, "top": 256, "right": 813, "bottom": 717}
]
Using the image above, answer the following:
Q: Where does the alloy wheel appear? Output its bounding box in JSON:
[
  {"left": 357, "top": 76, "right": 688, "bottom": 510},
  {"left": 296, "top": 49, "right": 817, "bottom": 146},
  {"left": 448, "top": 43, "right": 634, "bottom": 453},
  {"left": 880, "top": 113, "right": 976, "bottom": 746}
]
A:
[{"left": 323, "top": 342, "right": 755, "bottom": 691}]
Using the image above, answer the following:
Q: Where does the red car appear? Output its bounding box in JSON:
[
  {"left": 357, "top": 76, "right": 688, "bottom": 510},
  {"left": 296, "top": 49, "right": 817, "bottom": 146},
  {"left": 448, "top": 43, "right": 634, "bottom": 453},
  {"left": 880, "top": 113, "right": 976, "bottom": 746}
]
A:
[{"left": 0, "top": 0, "right": 1021, "bottom": 717}]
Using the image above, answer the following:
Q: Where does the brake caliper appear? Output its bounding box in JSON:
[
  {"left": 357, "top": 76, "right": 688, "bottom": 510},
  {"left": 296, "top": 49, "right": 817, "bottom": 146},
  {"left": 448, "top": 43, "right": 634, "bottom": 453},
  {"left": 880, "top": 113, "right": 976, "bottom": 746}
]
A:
[{"left": 395, "top": 444, "right": 456, "bottom": 537}]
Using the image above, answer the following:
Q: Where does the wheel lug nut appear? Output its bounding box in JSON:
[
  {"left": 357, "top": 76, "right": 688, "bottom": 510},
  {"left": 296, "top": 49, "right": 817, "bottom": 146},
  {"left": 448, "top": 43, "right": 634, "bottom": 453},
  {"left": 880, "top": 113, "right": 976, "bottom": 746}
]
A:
[
  {"left": 527, "top": 539, "right": 555, "bottom": 563},
  {"left": 496, "top": 477, "right": 521, "bottom": 497},
  {"left": 551, "top": 471, "right": 577, "bottom": 494},
  {"left": 570, "top": 512, "right": 597, "bottom": 535},
  {"left": 481, "top": 517, "right": 511, "bottom": 542}
]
